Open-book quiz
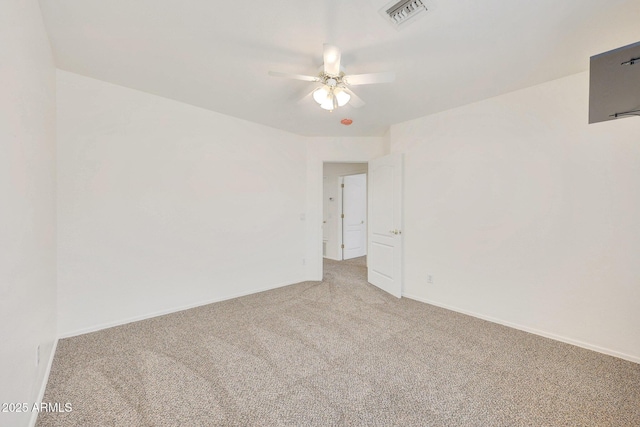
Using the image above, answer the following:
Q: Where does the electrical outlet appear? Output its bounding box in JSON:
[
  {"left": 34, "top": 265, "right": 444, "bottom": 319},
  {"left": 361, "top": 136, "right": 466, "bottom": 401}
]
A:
[
  {"left": 427, "top": 275, "right": 433, "bottom": 284},
  {"left": 302, "top": 258, "right": 306, "bottom": 265},
  {"left": 36, "top": 345, "right": 40, "bottom": 367}
]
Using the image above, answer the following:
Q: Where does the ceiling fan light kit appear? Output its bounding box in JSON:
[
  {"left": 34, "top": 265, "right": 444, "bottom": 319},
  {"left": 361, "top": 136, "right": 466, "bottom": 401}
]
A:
[
  {"left": 314, "top": 82, "right": 351, "bottom": 112},
  {"left": 318, "top": 87, "right": 350, "bottom": 111},
  {"left": 269, "top": 44, "right": 395, "bottom": 112}
]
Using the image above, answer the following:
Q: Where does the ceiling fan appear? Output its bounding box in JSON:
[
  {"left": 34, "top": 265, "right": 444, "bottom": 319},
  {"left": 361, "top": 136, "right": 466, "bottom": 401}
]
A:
[{"left": 268, "top": 44, "right": 396, "bottom": 111}]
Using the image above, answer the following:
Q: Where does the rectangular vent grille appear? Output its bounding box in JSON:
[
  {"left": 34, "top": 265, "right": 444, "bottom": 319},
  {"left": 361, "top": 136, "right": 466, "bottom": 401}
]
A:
[{"left": 381, "top": 0, "right": 428, "bottom": 28}]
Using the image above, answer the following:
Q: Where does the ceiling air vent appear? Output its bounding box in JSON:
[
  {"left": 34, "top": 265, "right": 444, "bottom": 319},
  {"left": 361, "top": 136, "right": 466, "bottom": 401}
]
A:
[{"left": 380, "top": 0, "right": 428, "bottom": 29}]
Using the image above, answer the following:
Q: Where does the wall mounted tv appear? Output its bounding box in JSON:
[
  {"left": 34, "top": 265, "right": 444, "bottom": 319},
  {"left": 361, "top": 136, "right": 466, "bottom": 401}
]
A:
[{"left": 589, "top": 41, "right": 640, "bottom": 124}]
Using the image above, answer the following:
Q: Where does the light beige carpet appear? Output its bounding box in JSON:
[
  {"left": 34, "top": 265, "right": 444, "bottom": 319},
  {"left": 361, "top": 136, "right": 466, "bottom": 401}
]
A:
[{"left": 38, "top": 257, "right": 640, "bottom": 426}]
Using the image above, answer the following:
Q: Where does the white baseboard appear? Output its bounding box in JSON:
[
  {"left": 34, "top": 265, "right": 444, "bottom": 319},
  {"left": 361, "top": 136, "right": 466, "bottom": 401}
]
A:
[
  {"left": 59, "top": 277, "right": 305, "bottom": 339},
  {"left": 403, "top": 293, "right": 640, "bottom": 365},
  {"left": 29, "top": 338, "right": 59, "bottom": 427}
]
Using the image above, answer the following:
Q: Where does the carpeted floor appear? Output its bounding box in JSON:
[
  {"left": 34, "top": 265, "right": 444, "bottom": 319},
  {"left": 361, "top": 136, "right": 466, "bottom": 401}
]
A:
[{"left": 38, "top": 257, "right": 640, "bottom": 426}]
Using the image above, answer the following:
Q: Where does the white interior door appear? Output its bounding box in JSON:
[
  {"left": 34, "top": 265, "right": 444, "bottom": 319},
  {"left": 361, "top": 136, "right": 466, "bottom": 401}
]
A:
[
  {"left": 342, "top": 173, "right": 367, "bottom": 260},
  {"left": 367, "top": 153, "right": 403, "bottom": 298}
]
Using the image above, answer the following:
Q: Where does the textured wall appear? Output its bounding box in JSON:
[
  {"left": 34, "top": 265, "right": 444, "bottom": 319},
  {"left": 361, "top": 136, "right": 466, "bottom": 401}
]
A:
[
  {"left": 0, "top": 1, "right": 57, "bottom": 426},
  {"left": 57, "top": 71, "right": 307, "bottom": 336},
  {"left": 392, "top": 72, "right": 640, "bottom": 362}
]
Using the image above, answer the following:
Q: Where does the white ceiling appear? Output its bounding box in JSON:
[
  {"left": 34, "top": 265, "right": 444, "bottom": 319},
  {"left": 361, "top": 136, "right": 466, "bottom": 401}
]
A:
[{"left": 39, "top": 0, "right": 640, "bottom": 136}]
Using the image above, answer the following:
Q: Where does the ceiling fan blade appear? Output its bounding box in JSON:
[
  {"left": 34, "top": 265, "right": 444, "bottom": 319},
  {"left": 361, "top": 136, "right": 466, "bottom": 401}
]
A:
[
  {"left": 297, "top": 88, "right": 317, "bottom": 105},
  {"left": 344, "top": 88, "right": 365, "bottom": 108},
  {"left": 323, "top": 44, "right": 341, "bottom": 76},
  {"left": 268, "top": 71, "right": 320, "bottom": 82},
  {"left": 343, "top": 72, "right": 396, "bottom": 86}
]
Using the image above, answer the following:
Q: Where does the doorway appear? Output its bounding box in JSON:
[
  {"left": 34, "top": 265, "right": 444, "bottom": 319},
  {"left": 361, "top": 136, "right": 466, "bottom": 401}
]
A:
[
  {"left": 322, "top": 162, "right": 368, "bottom": 262},
  {"left": 315, "top": 153, "right": 403, "bottom": 298}
]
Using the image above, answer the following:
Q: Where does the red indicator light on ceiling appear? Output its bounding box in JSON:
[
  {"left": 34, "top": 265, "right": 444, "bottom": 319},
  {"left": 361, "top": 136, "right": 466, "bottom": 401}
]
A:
[{"left": 340, "top": 118, "right": 353, "bottom": 125}]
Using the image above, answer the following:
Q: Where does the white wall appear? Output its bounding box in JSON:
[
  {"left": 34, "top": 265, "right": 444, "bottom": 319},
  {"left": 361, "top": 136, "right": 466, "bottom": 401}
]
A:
[
  {"left": 0, "top": 1, "right": 57, "bottom": 426},
  {"left": 305, "top": 138, "right": 388, "bottom": 280},
  {"left": 392, "top": 71, "right": 640, "bottom": 362},
  {"left": 57, "top": 71, "right": 307, "bottom": 336},
  {"left": 322, "top": 163, "right": 368, "bottom": 260}
]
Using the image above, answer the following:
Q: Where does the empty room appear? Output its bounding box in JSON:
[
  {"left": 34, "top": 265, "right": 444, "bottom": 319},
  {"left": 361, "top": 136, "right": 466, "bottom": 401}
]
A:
[{"left": 2, "top": 0, "right": 640, "bottom": 426}]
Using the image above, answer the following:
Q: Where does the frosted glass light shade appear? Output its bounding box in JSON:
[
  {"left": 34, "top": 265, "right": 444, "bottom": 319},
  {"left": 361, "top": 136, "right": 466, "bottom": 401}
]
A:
[
  {"left": 313, "top": 87, "right": 329, "bottom": 104},
  {"left": 335, "top": 89, "right": 351, "bottom": 107},
  {"left": 314, "top": 85, "right": 349, "bottom": 110},
  {"left": 320, "top": 93, "right": 336, "bottom": 110}
]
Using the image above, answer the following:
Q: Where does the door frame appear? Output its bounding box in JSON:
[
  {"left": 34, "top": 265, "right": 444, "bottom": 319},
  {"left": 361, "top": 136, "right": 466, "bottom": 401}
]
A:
[
  {"left": 313, "top": 160, "right": 369, "bottom": 280},
  {"left": 309, "top": 153, "right": 400, "bottom": 284},
  {"left": 339, "top": 175, "right": 344, "bottom": 260}
]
